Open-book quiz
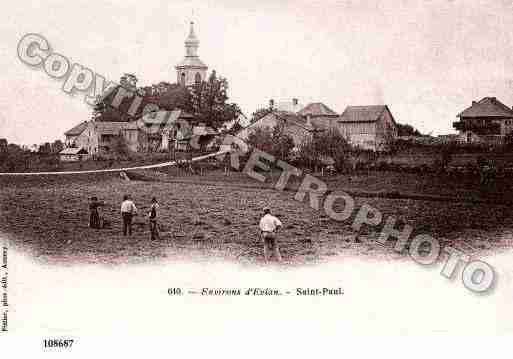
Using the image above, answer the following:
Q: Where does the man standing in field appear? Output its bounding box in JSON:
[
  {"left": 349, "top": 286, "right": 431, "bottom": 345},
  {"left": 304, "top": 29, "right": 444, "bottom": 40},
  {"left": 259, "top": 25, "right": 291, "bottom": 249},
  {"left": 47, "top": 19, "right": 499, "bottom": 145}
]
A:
[
  {"left": 259, "top": 207, "right": 283, "bottom": 262},
  {"left": 148, "top": 197, "right": 159, "bottom": 240},
  {"left": 121, "top": 195, "right": 137, "bottom": 236}
]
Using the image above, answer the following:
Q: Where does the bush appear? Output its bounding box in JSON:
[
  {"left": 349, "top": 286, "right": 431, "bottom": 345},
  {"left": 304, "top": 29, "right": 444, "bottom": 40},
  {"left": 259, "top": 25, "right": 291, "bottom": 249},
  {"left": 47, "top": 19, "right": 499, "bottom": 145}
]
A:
[
  {"left": 246, "top": 125, "right": 295, "bottom": 162},
  {"left": 296, "top": 129, "right": 351, "bottom": 171}
]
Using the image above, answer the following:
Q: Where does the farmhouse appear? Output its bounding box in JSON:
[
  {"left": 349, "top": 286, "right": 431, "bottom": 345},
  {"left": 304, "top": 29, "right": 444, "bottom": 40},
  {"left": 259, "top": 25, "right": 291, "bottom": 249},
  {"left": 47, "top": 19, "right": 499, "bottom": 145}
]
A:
[
  {"left": 62, "top": 121, "right": 140, "bottom": 157},
  {"left": 453, "top": 97, "right": 513, "bottom": 144},
  {"left": 64, "top": 121, "right": 89, "bottom": 148},
  {"left": 297, "top": 102, "right": 339, "bottom": 131},
  {"left": 237, "top": 101, "right": 338, "bottom": 148},
  {"left": 338, "top": 105, "right": 398, "bottom": 151},
  {"left": 236, "top": 110, "right": 323, "bottom": 148},
  {"left": 139, "top": 109, "right": 217, "bottom": 151},
  {"left": 62, "top": 107, "right": 217, "bottom": 157}
]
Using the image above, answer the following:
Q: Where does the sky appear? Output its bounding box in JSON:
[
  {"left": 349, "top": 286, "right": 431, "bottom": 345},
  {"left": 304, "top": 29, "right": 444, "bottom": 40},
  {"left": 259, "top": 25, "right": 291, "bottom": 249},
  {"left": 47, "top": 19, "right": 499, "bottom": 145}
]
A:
[{"left": 1, "top": 0, "right": 513, "bottom": 145}]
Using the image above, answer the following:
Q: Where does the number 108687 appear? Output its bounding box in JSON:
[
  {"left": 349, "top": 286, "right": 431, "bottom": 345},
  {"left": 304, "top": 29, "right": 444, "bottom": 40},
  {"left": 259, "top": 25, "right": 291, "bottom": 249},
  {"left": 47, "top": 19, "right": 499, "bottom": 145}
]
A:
[{"left": 43, "top": 339, "right": 74, "bottom": 349}]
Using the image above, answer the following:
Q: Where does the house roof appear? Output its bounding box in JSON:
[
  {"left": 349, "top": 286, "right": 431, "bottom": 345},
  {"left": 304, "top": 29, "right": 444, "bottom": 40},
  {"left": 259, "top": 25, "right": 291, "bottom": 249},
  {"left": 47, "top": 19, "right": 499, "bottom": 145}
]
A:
[
  {"left": 141, "top": 109, "right": 194, "bottom": 126},
  {"left": 64, "top": 121, "right": 89, "bottom": 136},
  {"left": 298, "top": 102, "right": 338, "bottom": 117},
  {"left": 237, "top": 110, "right": 330, "bottom": 139},
  {"left": 457, "top": 97, "right": 513, "bottom": 118},
  {"left": 59, "top": 147, "right": 88, "bottom": 155},
  {"left": 273, "top": 111, "right": 317, "bottom": 132},
  {"left": 237, "top": 111, "right": 308, "bottom": 134},
  {"left": 339, "top": 105, "right": 388, "bottom": 123}
]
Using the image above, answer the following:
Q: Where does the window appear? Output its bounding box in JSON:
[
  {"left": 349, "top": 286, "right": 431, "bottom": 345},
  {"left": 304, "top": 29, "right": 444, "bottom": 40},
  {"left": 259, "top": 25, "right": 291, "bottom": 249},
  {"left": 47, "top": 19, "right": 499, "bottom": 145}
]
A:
[
  {"left": 467, "top": 132, "right": 472, "bottom": 143},
  {"left": 195, "top": 72, "right": 202, "bottom": 83},
  {"left": 180, "top": 73, "right": 186, "bottom": 86}
]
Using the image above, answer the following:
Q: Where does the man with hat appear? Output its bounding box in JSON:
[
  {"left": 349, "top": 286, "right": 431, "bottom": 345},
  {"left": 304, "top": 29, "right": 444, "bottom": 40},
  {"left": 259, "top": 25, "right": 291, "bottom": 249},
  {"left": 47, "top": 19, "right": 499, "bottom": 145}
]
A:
[{"left": 259, "top": 206, "right": 283, "bottom": 262}]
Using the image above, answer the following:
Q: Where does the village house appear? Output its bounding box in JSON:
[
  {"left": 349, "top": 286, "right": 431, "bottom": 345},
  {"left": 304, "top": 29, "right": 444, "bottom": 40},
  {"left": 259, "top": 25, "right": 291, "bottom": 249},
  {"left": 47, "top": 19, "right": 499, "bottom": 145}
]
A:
[
  {"left": 337, "top": 105, "right": 398, "bottom": 151},
  {"left": 269, "top": 98, "right": 304, "bottom": 113},
  {"left": 61, "top": 121, "right": 140, "bottom": 159},
  {"left": 237, "top": 101, "right": 339, "bottom": 149},
  {"left": 453, "top": 97, "right": 513, "bottom": 144},
  {"left": 139, "top": 109, "right": 217, "bottom": 151},
  {"left": 237, "top": 108, "right": 330, "bottom": 149},
  {"left": 61, "top": 109, "right": 217, "bottom": 159},
  {"left": 63, "top": 121, "right": 89, "bottom": 148},
  {"left": 297, "top": 102, "right": 339, "bottom": 131}
]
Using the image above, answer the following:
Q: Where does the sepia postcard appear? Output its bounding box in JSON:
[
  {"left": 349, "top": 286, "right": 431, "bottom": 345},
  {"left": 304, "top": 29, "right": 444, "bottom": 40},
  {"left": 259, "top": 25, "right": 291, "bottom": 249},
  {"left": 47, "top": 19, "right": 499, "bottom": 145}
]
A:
[{"left": 1, "top": 0, "right": 512, "bottom": 356}]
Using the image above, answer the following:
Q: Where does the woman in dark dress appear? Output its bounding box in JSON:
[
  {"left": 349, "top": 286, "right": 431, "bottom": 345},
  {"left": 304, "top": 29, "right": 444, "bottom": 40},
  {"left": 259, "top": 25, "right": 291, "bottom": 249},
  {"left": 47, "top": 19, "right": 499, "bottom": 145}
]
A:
[{"left": 89, "top": 197, "right": 103, "bottom": 229}]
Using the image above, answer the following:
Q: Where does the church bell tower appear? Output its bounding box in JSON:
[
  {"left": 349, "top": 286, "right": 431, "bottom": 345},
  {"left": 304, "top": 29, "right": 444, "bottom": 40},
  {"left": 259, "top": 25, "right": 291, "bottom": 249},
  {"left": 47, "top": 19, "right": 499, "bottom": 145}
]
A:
[{"left": 175, "top": 22, "right": 208, "bottom": 87}]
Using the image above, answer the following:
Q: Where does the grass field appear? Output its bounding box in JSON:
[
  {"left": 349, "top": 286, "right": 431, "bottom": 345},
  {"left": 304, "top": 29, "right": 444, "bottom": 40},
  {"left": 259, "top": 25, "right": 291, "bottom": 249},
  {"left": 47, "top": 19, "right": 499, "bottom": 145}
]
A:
[{"left": 1, "top": 170, "right": 512, "bottom": 265}]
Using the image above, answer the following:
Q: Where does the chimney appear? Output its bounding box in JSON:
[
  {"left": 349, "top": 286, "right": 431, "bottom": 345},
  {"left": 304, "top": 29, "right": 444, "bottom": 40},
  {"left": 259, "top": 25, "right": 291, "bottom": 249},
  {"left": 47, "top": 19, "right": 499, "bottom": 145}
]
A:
[
  {"left": 269, "top": 99, "right": 274, "bottom": 109},
  {"left": 292, "top": 98, "right": 298, "bottom": 106}
]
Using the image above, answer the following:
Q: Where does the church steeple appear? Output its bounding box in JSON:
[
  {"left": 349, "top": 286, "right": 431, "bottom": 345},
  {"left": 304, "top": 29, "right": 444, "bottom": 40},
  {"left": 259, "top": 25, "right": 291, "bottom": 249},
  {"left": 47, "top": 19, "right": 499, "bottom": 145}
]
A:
[
  {"left": 185, "top": 21, "right": 199, "bottom": 57},
  {"left": 175, "top": 21, "right": 208, "bottom": 87}
]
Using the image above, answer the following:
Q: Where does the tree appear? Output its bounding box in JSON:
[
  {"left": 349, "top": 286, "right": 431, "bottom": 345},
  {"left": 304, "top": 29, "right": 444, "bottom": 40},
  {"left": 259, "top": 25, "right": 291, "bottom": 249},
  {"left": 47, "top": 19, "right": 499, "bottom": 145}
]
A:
[
  {"left": 297, "top": 129, "right": 351, "bottom": 171},
  {"left": 397, "top": 123, "right": 422, "bottom": 137},
  {"left": 0, "top": 139, "right": 7, "bottom": 153},
  {"left": 246, "top": 125, "right": 295, "bottom": 162},
  {"left": 188, "top": 71, "right": 241, "bottom": 129},
  {"left": 270, "top": 123, "right": 295, "bottom": 161},
  {"left": 92, "top": 73, "right": 140, "bottom": 122},
  {"left": 120, "top": 73, "right": 138, "bottom": 90},
  {"left": 38, "top": 142, "right": 52, "bottom": 154},
  {"left": 91, "top": 71, "right": 242, "bottom": 131},
  {"left": 247, "top": 127, "right": 274, "bottom": 154},
  {"left": 92, "top": 77, "right": 193, "bottom": 122},
  {"left": 50, "top": 140, "right": 64, "bottom": 153},
  {"left": 139, "top": 82, "right": 192, "bottom": 111}
]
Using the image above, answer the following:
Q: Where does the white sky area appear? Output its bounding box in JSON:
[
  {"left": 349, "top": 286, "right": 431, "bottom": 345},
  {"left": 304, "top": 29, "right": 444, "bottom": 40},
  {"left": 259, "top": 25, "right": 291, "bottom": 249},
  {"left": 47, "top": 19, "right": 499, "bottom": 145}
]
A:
[{"left": 1, "top": 0, "right": 513, "bottom": 145}]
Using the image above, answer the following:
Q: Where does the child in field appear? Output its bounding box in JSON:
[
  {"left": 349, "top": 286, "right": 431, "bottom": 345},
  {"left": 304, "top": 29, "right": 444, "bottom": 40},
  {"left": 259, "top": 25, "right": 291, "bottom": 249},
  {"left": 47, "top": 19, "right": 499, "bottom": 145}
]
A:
[
  {"left": 259, "top": 207, "right": 283, "bottom": 262},
  {"left": 89, "top": 196, "right": 104, "bottom": 229},
  {"left": 121, "top": 195, "right": 137, "bottom": 236},
  {"left": 148, "top": 197, "right": 160, "bottom": 240}
]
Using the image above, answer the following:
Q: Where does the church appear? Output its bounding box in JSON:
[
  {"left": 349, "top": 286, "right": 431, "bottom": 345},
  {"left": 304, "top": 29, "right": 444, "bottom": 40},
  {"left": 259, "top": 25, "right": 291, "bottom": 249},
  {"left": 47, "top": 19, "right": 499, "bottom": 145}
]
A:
[
  {"left": 60, "top": 22, "right": 216, "bottom": 159},
  {"left": 175, "top": 21, "right": 208, "bottom": 87}
]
